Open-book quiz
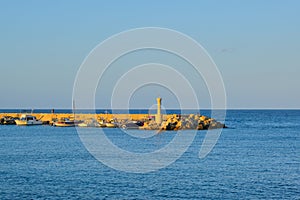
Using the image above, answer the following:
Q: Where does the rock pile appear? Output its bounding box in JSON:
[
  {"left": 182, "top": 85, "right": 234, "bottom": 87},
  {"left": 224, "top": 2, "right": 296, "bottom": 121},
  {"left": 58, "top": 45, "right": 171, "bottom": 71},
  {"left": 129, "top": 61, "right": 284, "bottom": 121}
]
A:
[{"left": 144, "top": 114, "right": 226, "bottom": 131}]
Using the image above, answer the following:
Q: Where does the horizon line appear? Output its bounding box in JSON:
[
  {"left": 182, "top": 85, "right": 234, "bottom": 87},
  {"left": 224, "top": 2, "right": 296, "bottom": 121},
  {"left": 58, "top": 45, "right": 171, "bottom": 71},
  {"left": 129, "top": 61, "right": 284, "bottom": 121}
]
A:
[{"left": 0, "top": 107, "right": 299, "bottom": 110}]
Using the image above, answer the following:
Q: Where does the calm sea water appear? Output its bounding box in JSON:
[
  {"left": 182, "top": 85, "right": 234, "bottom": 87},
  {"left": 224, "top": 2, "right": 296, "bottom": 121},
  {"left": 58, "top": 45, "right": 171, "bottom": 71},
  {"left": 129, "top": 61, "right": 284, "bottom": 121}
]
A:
[{"left": 0, "top": 110, "right": 299, "bottom": 199}]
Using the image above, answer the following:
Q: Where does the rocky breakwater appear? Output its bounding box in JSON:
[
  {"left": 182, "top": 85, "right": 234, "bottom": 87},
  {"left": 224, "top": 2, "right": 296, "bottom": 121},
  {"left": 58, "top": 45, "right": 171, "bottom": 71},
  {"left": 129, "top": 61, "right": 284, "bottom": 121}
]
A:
[
  {"left": 0, "top": 113, "right": 226, "bottom": 131},
  {"left": 141, "top": 114, "right": 226, "bottom": 131}
]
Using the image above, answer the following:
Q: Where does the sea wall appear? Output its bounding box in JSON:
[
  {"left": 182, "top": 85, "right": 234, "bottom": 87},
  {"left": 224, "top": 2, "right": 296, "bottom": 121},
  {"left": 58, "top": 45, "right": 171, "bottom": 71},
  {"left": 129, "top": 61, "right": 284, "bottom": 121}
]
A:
[
  {"left": 0, "top": 113, "right": 226, "bottom": 130},
  {"left": 0, "top": 113, "right": 151, "bottom": 122}
]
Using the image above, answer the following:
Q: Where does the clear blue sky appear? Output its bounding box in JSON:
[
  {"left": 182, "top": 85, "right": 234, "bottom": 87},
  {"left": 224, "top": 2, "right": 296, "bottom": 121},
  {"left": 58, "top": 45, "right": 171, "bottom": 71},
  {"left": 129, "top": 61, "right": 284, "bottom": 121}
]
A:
[{"left": 0, "top": 0, "right": 299, "bottom": 109}]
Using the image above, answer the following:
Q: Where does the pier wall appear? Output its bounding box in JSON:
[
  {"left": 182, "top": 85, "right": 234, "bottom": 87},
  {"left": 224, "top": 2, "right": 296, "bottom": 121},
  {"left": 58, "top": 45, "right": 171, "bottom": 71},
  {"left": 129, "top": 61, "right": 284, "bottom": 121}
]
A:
[{"left": 0, "top": 113, "right": 165, "bottom": 123}]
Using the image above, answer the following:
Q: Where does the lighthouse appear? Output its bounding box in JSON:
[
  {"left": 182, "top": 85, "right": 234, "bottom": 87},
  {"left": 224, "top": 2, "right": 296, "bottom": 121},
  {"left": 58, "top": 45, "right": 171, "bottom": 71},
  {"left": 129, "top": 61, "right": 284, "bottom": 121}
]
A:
[{"left": 156, "top": 97, "right": 162, "bottom": 124}]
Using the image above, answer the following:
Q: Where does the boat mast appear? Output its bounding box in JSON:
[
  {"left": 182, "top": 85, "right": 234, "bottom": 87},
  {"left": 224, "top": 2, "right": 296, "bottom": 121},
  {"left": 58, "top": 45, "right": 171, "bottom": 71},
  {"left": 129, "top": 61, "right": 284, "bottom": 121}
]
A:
[{"left": 72, "top": 100, "right": 75, "bottom": 120}]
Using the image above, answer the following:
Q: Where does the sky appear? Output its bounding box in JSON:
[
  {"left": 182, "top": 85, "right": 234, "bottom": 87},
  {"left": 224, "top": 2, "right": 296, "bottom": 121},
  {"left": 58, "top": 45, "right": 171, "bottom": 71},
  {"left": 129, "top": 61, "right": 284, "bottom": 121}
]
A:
[{"left": 0, "top": 0, "right": 299, "bottom": 109}]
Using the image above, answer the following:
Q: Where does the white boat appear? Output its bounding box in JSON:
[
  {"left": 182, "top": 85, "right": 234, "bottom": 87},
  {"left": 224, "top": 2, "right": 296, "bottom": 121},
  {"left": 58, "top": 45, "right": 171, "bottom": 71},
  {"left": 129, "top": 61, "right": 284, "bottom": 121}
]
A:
[
  {"left": 78, "top": 118, "right": 103, "bottom": 128},
  {"left": 53, "top": 118, "right": 82, "bottom": 127},
  {"left": 15, "top": 114, "right": 43, "bottom": 126},
  {"left": 122, "top": 121, "right": 144, "bottom": 129}
]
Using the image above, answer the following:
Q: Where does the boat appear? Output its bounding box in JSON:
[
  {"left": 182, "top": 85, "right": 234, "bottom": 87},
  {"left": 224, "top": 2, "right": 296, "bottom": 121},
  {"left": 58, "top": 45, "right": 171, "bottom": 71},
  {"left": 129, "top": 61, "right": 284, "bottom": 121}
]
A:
[
  {"left": 77, "top": 122, "right": 88, "bottom": 127},
  {"left": 98, "top": 122, "right": 107, "bottom": 128},
  {"left": 104, "top": 119, "right": 118, "bottom": 128},
  {"left": 54, "top": 121, "right": 75, "bottom": 127},
  {"left": 53, "top": 118, "right": 82, "bottom": 127},
  {"left": 53, "top": 118, "right": 75, "bottom": 127},
  {"left": 122, "top": 121, "right": 144, "bottom": 129},
  {"left": 0, "top": 116, "right": 18, "bottom": 125},
  {"left": 98, "top": 119, "right": 107, "bottom": 128},
  {"left": 15, "top": 115, "right": 43, "bottom": 126},
  {"left": 95, "top": 118, "right": 117, "bottom": 128},
  {"left": 105, "top": 122, "right": 117, "bottom": 128},
  {"left": 78, "top": 119, "right": 103, "bottom": 127}
]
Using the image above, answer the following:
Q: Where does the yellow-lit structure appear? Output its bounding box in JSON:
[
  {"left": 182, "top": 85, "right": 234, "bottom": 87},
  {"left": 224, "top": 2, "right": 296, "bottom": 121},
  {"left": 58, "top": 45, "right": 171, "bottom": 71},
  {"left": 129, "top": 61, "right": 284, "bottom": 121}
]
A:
[{"left": 155, "top": 97, "right": 162, "bottom": 125}]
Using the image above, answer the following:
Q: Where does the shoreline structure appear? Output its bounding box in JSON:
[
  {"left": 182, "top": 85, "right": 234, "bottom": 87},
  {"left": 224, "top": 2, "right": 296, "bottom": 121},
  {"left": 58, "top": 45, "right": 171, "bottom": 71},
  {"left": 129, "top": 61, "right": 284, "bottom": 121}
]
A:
[{"left": 0, "top": 98, "right": 226, "bottom": 130}]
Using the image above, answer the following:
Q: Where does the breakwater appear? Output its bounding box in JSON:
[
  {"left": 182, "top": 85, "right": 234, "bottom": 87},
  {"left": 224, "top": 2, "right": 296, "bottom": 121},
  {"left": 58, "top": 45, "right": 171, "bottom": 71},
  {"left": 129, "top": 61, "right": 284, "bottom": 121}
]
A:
[{"left": 0, "top": 112, "right": 226, "bottom": 130}]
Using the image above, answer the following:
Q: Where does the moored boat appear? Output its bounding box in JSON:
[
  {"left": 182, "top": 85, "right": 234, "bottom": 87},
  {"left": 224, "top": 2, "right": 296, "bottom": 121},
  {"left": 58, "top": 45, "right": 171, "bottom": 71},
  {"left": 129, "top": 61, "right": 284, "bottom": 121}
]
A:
[
  {"left": 78, "top": 118, "right": 103, "bottom": 127},
  {"left": 54, "top": 118, "right": 82, "bottom": 127},
  {"left": 122, "top": 121, "right": 144, "bottom": 129},
  {"left": 97, "top": 118, "right": 118, "bottom": 128},
  {"left": 15, "top": 115, "right": 43, "bottom": 126},
  {"left": 0, "top": 116, "right": 18, "bottom": 125}
]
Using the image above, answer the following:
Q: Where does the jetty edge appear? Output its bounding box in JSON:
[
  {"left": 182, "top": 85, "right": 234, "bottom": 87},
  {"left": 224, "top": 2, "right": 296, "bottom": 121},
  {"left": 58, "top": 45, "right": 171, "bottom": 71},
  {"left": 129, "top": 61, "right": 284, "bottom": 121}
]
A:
[
  {"left": 0, "top": 113, "right": 226, "bottom": 130},
  {"left": 0, "top": 98, "right": 226, "bottom": 130}
]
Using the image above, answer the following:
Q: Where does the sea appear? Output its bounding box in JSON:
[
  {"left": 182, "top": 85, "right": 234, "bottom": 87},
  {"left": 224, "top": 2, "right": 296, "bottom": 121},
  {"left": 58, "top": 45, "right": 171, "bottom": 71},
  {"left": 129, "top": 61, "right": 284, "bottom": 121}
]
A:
[{"left": 0, "top": 110, "right": 299, "bottom": 199}]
